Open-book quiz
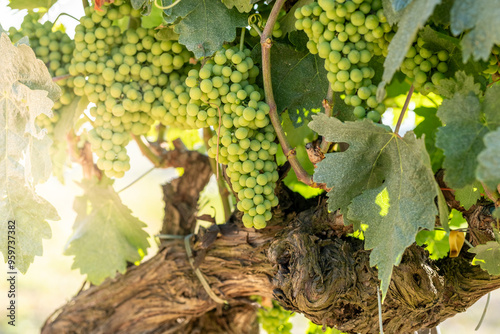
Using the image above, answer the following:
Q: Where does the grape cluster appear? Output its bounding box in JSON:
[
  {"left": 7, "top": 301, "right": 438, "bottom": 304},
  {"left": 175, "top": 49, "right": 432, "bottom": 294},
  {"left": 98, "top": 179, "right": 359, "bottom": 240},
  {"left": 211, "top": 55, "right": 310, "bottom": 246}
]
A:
[
  {"left": 400, "top": 36, "right": 451, "bottom": 95},
  {"left": 484, "top": 45, "right": 500, "bottom": 76},
  {"left": 9, "top": 13, "right": 76, "bottom": 136},
  {"left": 295, "top": 0, "right": 394, "bottom": 121},
  {"left": 258, "top": 300, "right": 293, "bottom": 334},
  {"left": 151, "top": 45, "right": 280, "bottom": 228},
  {"left": 306, "top": 322, "right": 344, "bottom": 334},
  {"left": 69, "top": 1, "right": 192, "bottom": 177}
]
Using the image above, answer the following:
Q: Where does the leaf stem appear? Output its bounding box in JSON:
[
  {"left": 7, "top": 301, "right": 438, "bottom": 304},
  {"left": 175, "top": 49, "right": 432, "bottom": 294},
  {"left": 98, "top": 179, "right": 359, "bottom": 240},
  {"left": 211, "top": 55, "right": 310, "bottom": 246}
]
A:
[
  {"left": 320, "top": 84, "right": 334, "bottom": 153},
  {"left": 261, "top": 0, "right": 326, "bottom": 189},
  {"left": 395, "top": 84, "right": 414, "bottom": 136},
  {"left": 203, "top": 128, "right": 232, "bottom": 223},
  {"left": 132, "top": 134, "right": 161, "bottom": 167}
]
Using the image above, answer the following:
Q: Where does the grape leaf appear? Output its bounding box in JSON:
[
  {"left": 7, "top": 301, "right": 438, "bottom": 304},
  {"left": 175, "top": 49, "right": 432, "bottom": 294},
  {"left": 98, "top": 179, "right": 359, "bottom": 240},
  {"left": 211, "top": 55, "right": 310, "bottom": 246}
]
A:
[
  {"left": 392, "top": 0, "right": 413, "bottom": 11},
  {"left": 8, "top": 0, "right": 56, "bottom": 10},
  {"left": 222, "top": 0, "right": 253, "bottom": 13},
  {"left": 450, "top": 0, "right": 500, "bottom": 62},
  {"left": 131, "top": 0, "right": 147, "bottom": 9},
  {"left": 141, "top": 1, "right": 164, "bottom": 28},
  {"left": 416, "top": 229, "right": 448, "bottom": 260},
  {"left": 436, "top": 86, "right": 500, "bottom": 189},
  {"left": 266, "top": 41, "right": 329, "bottom": 127},
  {"left": 379, "top": 0, "right": 441, "bottom": 93},
  {"left": 454, "top": 181, "right": 483, "bottom": 210},
  {"left": 436, "top": 71, "right": 482, "bottom": 99},
  {"left": 413, "top": 107, "right": 443, "bottom": 172},
  {"left": 476, "top": 127, "right": 500, "bottom": 191},
  {"left": 64, "top": 178, "right": 150, "bottom": 285},
  {"left": 470, "top": 237, "right": 500, "bottom": 276},
  {"left": 0, "top": 33, "right": 61, "bottom": 273},
  {"left": 164, "top": 0, "right": 247, "bottom": 58},
  {"left": 309, "top": 114, "right": 439, "bottom": 298},
  {"left": 381, "top": 0, "right": 401, "bottom": 26}
]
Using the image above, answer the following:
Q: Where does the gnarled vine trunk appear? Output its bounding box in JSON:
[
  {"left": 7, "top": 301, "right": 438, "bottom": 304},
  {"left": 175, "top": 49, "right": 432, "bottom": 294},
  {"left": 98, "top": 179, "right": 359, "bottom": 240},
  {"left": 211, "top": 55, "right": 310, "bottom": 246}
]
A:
[{"left": 42, "top": 148, "right": 500, "bottom": 334}]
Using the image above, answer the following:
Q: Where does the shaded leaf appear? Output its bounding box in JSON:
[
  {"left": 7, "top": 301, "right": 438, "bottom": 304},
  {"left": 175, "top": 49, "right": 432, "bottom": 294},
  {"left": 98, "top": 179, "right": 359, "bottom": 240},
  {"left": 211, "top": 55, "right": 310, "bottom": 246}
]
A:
[
  {"left": 0, "top": 33, "right": 60, "bottom": 273},
  {"left": 436, "top": 86, "right": 500, "bottom": 189},
  {"left": 222, "top": 0, "right": 253, "bottom": 13},
  {"left": 455, "top": 181, "right": 484, "bottom": 210},
  {"left": 267, "top": 41, "right": 329, "bottom": 127},
  {"left": 64, "top": 178, "right": 150, "bottom": 285},
  {"left": 164, "top": 0, "right": 247, "bottom": 58},
  {"left": 156, "top": 27, "right": 180, "bottom": 41},
  {"left": 476, "top": 127, "right": 500, "bottom": 191},
  {"left": 436, "top": 71, "right": 482, "bottom": 99},
  {"left": 310, "top": 114, "right": 439, "bottom": 298},
  {"left": 450, "top": 0, "right": 500, "bottom": 62}
]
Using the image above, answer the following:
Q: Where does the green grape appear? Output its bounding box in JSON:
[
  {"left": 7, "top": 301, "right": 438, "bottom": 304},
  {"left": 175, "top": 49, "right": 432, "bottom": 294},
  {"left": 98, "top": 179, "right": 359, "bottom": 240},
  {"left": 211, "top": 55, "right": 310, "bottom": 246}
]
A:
[{"left": 257, "top": 300, "right": 293, "bottom": 334}]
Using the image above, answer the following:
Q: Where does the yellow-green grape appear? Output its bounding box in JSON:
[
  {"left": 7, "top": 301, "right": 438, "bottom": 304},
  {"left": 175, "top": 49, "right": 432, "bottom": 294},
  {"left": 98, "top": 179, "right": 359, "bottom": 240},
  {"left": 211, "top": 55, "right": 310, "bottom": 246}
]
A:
[
  {"left": 258, "top": 300, "right": 293, "bottom": 334},
  {"left": 400, "top": 37, "right": 452, "bottom": 95},
  {"left": 295, "top": 0, "right": 393, "bottom": 120},
  {"left": 158, "top": 45, "right": 279, "bottom": 228}
]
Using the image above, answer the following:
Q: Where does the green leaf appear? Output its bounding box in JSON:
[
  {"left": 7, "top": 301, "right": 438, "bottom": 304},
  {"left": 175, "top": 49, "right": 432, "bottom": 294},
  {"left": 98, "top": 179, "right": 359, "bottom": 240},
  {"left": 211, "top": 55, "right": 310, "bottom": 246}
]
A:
[
  {"left": 416, "top": 229, "right": 449, "bottom": 260},
  {"left": 435, "top": 93, "right": 486, "bottom": 189},
  {"left": 221, "top": 0, "right": 253, "bottom": 13},
  {"left": 310, "top": 114, "right": 439, "bottom": 298},
  {"left": 155, "top": 27, "right": 180, "bottom": 41},
  {"left": 392, "top": 0, "right": 413, "bottom": 11},
  {"left": 448, "top": 208, "right": 468, "bottom": 229},
  {"left": 436, "top": 85, "right": 500, "bottom": 189},
  {"left": 470, "top": 238, "right": 500, "bottom": 276},
  {"left": 141, "top": 1, "right": 164, "bottom": 28},
  {"left": 0, "top": 34, "right": 61, "bottom": 273},
  {"left": 380, "top": 0, "right": 442, "bottom": 90},
  {"left": 267, "top": 41, "right": 329, "bottom": 127},
  {"left": 131, "top": 0, "right": 147, "bottom": 10},
  {"left": 413, "top": 107, "right": 443, "bottom": 172},
  {"left": 8, "top": 0, "right": 57, "bottom": 10},
  {"left": 455, "top": 181, "right": 484, "bottom": 210},
  {"left": 164, "top": 0, "right": 247, "bottom": 58},
  {"left": 477, "top": 127, "right": 500, "bottom": 191},
  {"left": 64, "top": 178, "right": 150, "bottom": 285},
  {"left": 450, "top": 0, "right": 500, "bottom": 62},
  {"left": 436, "top": 71, "right": 482, "bottom": 99},
  {"left": 382, "top": 0, "right": 401, "bottom": 26}
]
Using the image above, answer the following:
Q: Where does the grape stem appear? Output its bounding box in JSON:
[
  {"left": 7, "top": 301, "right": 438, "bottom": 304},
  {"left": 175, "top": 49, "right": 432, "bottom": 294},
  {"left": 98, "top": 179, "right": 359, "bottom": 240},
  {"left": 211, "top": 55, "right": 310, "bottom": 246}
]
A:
[
  {"left": 239, "top": 27, "right": 246, "bottom": 52},
  {"left": 202, "top": 100, "right": 222, "bottom": 179},
  {"left": 117, "top": 166, "right": 155, "bottom": 193},
  {"left": 319, "top": 84, "right": 334, "bottom": 153},
  {"left": 132, "top": 134, "right": 162, "bottom": 167},
  {"left": 154, "top": 0, "right": 181, "bottom": 10},
  {"left": 52, "top": 13, "right": 81, "bottom": 27},
  {"left": 394, "top": 84, "right": 414, "bottom": 136},
  {"left": 81, "top": 0, "right": 89, "bottom": 9},
  {"left": 261, "top": 0, "right": 328, "bottom": 191},
  {"left": 203, "top": 128, "right": 232, "bottom": 223}
]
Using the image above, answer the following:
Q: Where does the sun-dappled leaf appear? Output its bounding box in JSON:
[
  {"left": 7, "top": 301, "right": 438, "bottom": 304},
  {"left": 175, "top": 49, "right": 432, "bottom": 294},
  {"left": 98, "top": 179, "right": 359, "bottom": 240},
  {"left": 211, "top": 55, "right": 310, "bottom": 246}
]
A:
[
  {"left": 416, "top": 229, "right": 448, "bottom": 260},
  {"left": 64, "top": 178, "right": 150, "bottom": 285},
  {"left": 222, "top": 0, "right": 253, "bottom": 13},
  {"left": 309, "top": 114, "right": 439, "bottom": 298},
  {"left": 380, "top": 0, "right": 441, "bottom": 93},
  {"left": 0, "top": 33, "right": 60, "bottom": 273},
  {"left": 9, "top": 0, "right": 57, "bottom": 10},
  {"left": 476, "top": 127, "right": 500, "bottom": 191},
  {"left": 450, "top": 0, "right": 500, "bottom": 62},
  {"left": 141, "top": 1, "right": 164, "bottom": 28},
  {"left": 436, "top": 86, "right": 500, "bottom": 189},
  {"left": 164, "top": 0, "right": 247, "bottom": 58},
  {"left": 470, "top": 233, "right": 500, "bottom": 276},
  {"left": 455, "top": 181, "right": 484, "bottom": 210}
]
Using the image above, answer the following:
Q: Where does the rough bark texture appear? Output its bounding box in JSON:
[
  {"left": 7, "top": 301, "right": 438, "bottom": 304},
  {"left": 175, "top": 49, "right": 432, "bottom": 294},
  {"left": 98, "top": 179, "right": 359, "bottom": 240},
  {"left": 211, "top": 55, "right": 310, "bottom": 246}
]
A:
[{"left": 41, "top": 151, "right": 500, "bottom": 334}]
